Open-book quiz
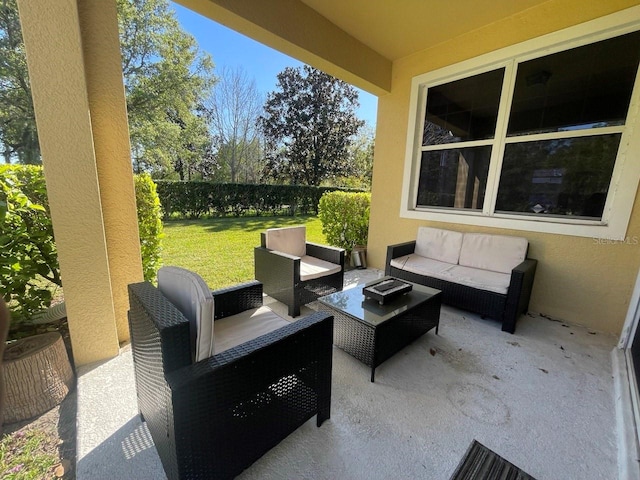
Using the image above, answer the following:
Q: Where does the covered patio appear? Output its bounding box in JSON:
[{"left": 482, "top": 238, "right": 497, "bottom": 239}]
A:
[
  {"left": 12, "top": 0, "right": 640, "bottom": 478},
  {"left": 75, "top": 269, "right": 619, "bottom": 479}
]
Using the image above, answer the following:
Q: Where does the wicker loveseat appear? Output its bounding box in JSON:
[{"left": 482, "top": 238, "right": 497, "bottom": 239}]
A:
[
  {"left": 385, "top": 227, "right": 537, "bottom": 333},
  {"left": 127, "top": 266, "right": 334, "bottom": 480}
]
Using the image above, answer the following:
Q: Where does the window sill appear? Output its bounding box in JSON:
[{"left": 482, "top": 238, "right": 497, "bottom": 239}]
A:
[{"left": 400, "top": 207, "right": 629, "bottom": 240}]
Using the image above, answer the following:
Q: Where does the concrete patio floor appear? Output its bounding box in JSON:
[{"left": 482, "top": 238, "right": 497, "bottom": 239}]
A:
[{"left": 76, "top": 269, "right": 622, "bottom": 479}]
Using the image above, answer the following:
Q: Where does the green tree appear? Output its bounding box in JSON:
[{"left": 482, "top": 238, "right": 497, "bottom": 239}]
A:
[
  {"left": 259, "top": 66, "right": 364, "bottom": 186},
  {"left": 0, "top": 0, "right": 217, "bottom": 178},
  {"left": 0, "top": 0, "right": 39, "bottom": 164},
  {"left": 118, "top": 0, "right": 217, "bottom": 179},
  {"left": 336, "top": 125, "right": 374, "bottom": 190}
]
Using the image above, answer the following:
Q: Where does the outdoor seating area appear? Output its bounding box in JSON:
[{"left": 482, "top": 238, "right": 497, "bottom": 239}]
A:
[
  {"left": 10, "top": 3, "right": 640, "bottom": 479},
  {"left": 386, "top": 227, "right": 537, "bottom": 333},
  {"left": 76, "top": 268, "right": 619, "bottom": 480}
]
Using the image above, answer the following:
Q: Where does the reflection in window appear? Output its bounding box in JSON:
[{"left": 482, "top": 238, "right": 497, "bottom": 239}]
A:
[
  {"left": 423, "top": 69, "right": 505, "bottom": 146},
  {"left": 417, "top": 147, "right": 491, "bottom": 209},
  {"left": 409, "top": 26, "right": 640, "bottom": 234},
  {"left": 508, "top": 30, "right": 640, "bottom": 136},
  {"left": 496, "top": 134, "right": 621, "bottom": 219}
]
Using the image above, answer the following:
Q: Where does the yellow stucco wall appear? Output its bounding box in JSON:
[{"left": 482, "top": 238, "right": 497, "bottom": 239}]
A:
[{"left": 369, "top": 0, "right": 640, "bottom": 335}]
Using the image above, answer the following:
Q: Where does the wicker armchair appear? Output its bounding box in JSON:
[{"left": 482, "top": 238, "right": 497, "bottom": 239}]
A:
[
  {"left": 254, "top": 226, "right": 345, "bottom": 317},
  {"left": 127, "top": 268, "right": 334, "bottom": 480}
]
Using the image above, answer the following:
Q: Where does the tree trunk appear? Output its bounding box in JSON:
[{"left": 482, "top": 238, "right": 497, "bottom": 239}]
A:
[{"left": 3, "top": 332, "right": 74, "bottom": 424}]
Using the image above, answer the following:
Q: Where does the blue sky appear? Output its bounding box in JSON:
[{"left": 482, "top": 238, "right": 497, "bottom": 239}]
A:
[{"left": 171, "top": 3, "right": 378, "bottom": 128}]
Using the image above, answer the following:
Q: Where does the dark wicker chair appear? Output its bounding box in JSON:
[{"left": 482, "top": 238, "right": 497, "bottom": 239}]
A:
[
  {"left": 127, "top": 280, "right": 334, "bottom": 480},
  {"left": 255, "top": 226, "right": 345, "bottom": 317}
]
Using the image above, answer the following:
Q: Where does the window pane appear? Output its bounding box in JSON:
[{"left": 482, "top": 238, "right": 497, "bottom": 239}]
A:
[
  {"left": 496, "top": 134, "right": 621, "bottom": 219},
  {"left": 416, "top": 147, "right": 491, "bottom": 209},
  {"left": 423, "top": 69, "right": 504, "bottom": 146},
  {"left": 507, "top": 31, "right": 640, "bottom": 136}
]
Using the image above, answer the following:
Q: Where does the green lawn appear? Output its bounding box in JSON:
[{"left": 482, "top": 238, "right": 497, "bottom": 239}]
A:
[{"left": 161, "top": 215, "right": 328, "bottom": 290}]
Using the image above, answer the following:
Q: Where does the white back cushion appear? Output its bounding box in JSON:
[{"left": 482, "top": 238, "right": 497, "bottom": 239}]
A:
[
  {"left": 265, "top": 226, "right": 306, "bottom": 257},
  {"left": 414, "top": 227, "right": 464, "bottom": 265},
  {"left": 157, "top": 266, "right": 215, "bottom": 362},
  {"left": 459, "top": 233, "right": 528, "bottom": 274}
]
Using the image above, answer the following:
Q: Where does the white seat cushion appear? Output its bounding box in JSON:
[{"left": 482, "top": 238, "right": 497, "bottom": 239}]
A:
[
  {"left": 214, "top": 306, "right": 290, "bottom": 353},
  {"left": 414, "top": 227, "right": 464, "bottom": 264},
  {"left": 265, "top": 226, "right": 306, "bottom": 257},
  {"left": 390, "top": 254, "right": 455, "bottom": 282},
  {"left": 300, "top": 255, "right": 342, "bottom": 281},
  {"left": 445, "top": 265, "right": 511, "bottom": 295},
  {"left": 459, "top": 233, "right": 528, "bottom": 274},
  {"left": 157, "top": 266, "right": 214, "bottom": 362}
]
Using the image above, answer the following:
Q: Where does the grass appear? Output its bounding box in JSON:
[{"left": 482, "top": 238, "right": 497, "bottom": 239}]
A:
[
  {"left": 162, "top": 215, "right": 328, "bottom": 290},
  {"left": 0, "top": 429, "right": 60, "bottom": 479},
  {"left": 0, "top": 215, "right": 324, "bottom": 479}
]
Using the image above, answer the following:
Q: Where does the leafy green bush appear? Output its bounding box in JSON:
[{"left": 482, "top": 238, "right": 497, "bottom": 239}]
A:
[
  {"left": 0, "top": 166, "right": 164, "bottom": 323},
  {"left": 134, "top": 173, "right": 164, "bottom": 281},
  {"left": 318, "top": 191, "right": 371, "bottom": 253},
  {"left": 0, "top": 165, "right": 60, "bottom": 322}
]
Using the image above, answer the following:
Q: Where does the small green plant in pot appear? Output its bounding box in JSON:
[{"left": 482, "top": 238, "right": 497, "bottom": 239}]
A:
[{"left": 318, "top": 191, "right": 371, "bottom": 263}]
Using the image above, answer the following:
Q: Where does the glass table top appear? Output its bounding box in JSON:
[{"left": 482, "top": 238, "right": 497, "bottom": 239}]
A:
[{"left": 318, "top": 277, "right": 440, "bottom": 327}]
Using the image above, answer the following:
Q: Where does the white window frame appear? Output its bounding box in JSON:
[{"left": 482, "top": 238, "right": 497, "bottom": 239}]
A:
[{"left": 400, "top": 6, "right": 640, "bottom": 240}]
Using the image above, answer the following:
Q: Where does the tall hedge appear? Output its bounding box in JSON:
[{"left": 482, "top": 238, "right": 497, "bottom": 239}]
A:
[
  {"left": 318, "top": 191, "right": 371, "bottom": 253},
  {"left": 0, "top": 165, "right": 163, "bottom": 322},
  {"left": 155, "top": 181, "right": 363, "bottom": 219}
]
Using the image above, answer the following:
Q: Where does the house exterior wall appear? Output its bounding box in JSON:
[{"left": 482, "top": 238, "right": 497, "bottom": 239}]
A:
[{"left": 368, "top": 0, "right": 640, "bottom": 334}]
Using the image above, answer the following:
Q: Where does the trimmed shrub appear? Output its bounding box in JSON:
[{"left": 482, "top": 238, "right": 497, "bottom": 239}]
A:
[
  {"left": 155, "top": 181, "right": 364, "bottom": 219},
  {"left": 134, "top": 173, "right": 164, "bottom": 281},
  {"left": 318, "top": 191, "right": 371, "bottom": 253}
]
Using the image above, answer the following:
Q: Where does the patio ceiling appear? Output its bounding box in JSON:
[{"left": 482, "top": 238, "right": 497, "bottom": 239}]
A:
[
  {"left": 179, "top": 0, "right": 588, "bottom": 95},
  {"left": 298, "top": 0, "right": 552, "bottom": 61}
]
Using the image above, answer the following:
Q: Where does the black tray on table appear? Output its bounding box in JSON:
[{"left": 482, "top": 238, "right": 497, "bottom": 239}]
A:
[{"left": 362, "top": 278, "right": 412, "bottom": 305}]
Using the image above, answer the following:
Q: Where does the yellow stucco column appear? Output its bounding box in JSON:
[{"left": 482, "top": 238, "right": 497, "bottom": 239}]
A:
[
  {"left": 77, "top": 1, "right": 144, "bottom": 344},
  {"left": 17, "top": 0, "right": 143, "bottom": 364}
]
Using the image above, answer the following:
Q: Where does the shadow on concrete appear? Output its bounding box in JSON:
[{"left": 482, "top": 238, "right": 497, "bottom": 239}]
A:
[{"left": 76, "top": 416, "right": 166, "bottom": 480}]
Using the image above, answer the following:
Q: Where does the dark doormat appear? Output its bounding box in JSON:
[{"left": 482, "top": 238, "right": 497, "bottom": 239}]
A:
[{"left": 450, "top": 440, "right": 537, "bottom": 480}]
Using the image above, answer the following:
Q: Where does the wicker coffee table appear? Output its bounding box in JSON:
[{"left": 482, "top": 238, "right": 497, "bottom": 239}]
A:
[{"left": 317, "top": 277, "right": 441, "bottom": 382}]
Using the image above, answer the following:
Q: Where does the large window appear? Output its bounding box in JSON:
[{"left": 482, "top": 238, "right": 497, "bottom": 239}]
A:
[{"left": 402, "top": 15, "right": 640, "bottom": 239}]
